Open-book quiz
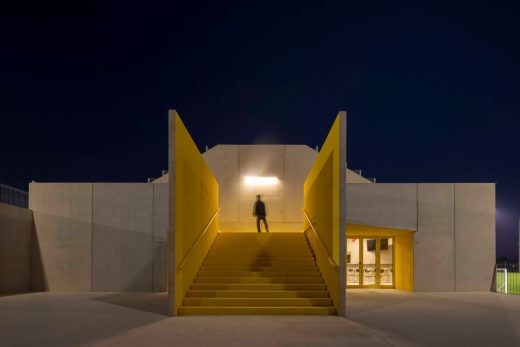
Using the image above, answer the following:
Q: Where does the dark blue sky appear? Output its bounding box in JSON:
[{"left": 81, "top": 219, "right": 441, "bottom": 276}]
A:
[{"left": 1, "top": 1, "right": 519, "bottom": 258}]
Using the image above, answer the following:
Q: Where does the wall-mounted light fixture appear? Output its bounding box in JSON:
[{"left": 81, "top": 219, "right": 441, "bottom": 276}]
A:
[{"left": 244, "top": 176, "right": 280, "bottom": 186}]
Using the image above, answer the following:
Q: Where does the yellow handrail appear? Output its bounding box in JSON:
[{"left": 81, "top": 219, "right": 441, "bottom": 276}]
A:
[
  {"left": 301, "top": 208, "right": 337, "bottom": 269},
  {"left": 177, "top": 208, "right": 221, "bottom": 271}
]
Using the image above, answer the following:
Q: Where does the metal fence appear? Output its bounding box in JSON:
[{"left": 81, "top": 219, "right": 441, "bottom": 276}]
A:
[
  {"left": 0, "top": 183, "right": 28, "bottom": 209},
  {"left": 496, "top": 262, "right": 520, "bottom": 295}
]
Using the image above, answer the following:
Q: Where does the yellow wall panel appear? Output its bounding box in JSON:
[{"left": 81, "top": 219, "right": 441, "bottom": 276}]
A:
[
  {"left": 395, "top": 233, "right": 414, "bottom": 291},
  {"left": 303, "top": 112, "right": 346, "bottom": 315},
  {"left": 168, "top": 110, "right": 219, "bottom": 316}
]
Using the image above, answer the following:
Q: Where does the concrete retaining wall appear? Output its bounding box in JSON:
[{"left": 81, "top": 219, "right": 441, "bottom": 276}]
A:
[
  {"left": 29, "top": 183, "right": 168, "bottom": 292},
  {"left": 0, "top": 203, "right": 34, "bottom": 294}
]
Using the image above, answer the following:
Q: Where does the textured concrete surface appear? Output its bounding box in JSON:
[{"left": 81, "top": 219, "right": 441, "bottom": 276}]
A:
[
  {"left": 348, "top": 183, "right": 496, "bottom": 292},
  {"left": 152, "top": 184, "right": 168, "bottom": 292},
  {"left": 347, "top": 289, "right": 520, "bottom": 346},
  {"left": 203, "top": 145, "right": 317, "bottom": 232},
  {"left": 347, "top": 183, "right": 418, "bottom": 230},
  {"left": 29, "top": 183, "right": 93, "bottom": 291},
  {"left": 0, "top": 203, "right": 33, "bottom": 294},
  {"left": 415, "top": 184, "right": 455, "bottom": 291},
  {"left": 92, "top": 184, "right": 154, "bottom": 292},
  {"left": 454, "top": 184, "right": 495, "bottom": 291},
  {"left": 29, "top": 183, "right": 169, "bottom": 292},
  {"left": 1, "top": 290, "right": 519, "bottom": 346}
]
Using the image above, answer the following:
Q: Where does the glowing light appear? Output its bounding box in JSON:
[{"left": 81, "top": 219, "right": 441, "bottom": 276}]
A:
[{"left": 244, "top": 176, "right": 279, "bottom": 186}]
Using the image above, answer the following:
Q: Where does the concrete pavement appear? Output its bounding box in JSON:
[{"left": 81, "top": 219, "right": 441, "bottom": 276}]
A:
[{"left": 1, "top": 290, "right": 519, "bottom": 346}]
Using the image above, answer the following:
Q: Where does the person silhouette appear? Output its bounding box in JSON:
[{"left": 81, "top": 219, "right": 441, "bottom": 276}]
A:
[{"left": 253, "top": 195, "right": 269, "bottom": 233}]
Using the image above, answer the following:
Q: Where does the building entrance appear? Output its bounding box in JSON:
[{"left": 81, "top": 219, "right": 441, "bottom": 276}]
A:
[{"left": 346, "top": 237, "right": 394, "bottom": 288}]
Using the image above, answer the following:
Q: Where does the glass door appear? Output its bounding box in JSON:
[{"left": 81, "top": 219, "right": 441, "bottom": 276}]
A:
[
  {"left": 362, "top": 238, "right": 377, "bottom": 287},
  {"left": 379, "top": 238, "right": 393, "bottom": 287},
  {"left": 346, "top": 236, "right": 394, "bottom": 288},
  {"left": 346, "top": 238, "right": 360, "bottom": 286}
]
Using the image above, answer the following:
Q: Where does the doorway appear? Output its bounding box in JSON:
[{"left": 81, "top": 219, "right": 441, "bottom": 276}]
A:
[{"left": 346, "top": 237, "right": 394, "bottom": 288}]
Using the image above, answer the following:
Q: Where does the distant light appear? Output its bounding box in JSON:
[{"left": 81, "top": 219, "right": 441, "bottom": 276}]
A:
[{"left": 244, "top": 176, "right": 279, "bottom": 186}]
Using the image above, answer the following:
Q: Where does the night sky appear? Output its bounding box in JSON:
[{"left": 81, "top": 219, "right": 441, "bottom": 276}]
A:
[{"left": 1, "top": 2, "right": 519, "bottom": 259}]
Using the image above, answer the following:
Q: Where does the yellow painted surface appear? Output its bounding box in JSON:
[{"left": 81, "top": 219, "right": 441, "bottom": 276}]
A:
[
  {"left": 347, "top": 223, "right": 414, "bottom": 237},
  {"left": 303, "top": 113, "right": 345, "bottom": 315},
  {"left": 395, "top": 233, "right": 414, "bottom": 291},
  {"left": 181, "top": 232, "right": 335, "bottom": 315},
  {"left": 346, "top": 223, "right": 414, "bottom": 291},
  {"left": 171, "top": 111, "right": 219, "bottom": 315},
  {"left": 219, "top": 222, "right": 302, "bottom": 233}
]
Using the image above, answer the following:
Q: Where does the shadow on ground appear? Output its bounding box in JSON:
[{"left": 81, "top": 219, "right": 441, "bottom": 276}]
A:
[{"left": 90, "top": 292, "right": 169, "bottom": 316}]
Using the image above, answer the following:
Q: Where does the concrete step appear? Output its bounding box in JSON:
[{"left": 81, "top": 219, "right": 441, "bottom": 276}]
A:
[
  {"left": 178, "top": 306, "right": 336, "bottom": 315},
  {"left": 204, "top": 256, "right": 315, "bottom": 262},
  {"left": 207, "top": 247, "right": 312, "bottom": 253},
  {"left": 210, "top": 244, "right": 310, "bottom": 250},
  {"left": 186, "top": 290, "right": 330, "bottom": 298},
  {"left": 180, "top": 232, "right": 334, "bottom": 316},
  {"left": 190, "top": 283, "right": 328, "bottom": 291},
  {"left": 197, "top": 271, "right": 322, "bottom": 278},
  {"left": 193, "top": 277, "right": 323, "bottom": 284},
  {"left": 183, "top": 297, "right": 334, "bottom": 307},
  {"left": 203, "top": 259, "right": 316, "bottom": 266},
  {"left": 216, "top": 232, "right": 305, "bottom": 236},
  {"left": 199, "top": 265, "right": 319, "bottom": 272}
]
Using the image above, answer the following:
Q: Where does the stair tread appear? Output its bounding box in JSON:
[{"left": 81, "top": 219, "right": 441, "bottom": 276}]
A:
[
  {"left": 186, "top": 290, "right": 330, "bottom": 298},
  {"left": 200, "top": 266, "right": 319, "bottom": 270},
  {"left": 178, "top": 306, "right": 336, "bottom": 315},
  {"left": 183, "top": 297, "right": 333, "bottom": 306},
  {"left": 191, "top": 283, "right": 327, "bottom": 290},
  {"left": 197, "top": 271, "right": 322, "bottom": 277},
  {"left": 194, "top": 277, "right": 323, "bottom": 284},
  {"left": 180, "top": 232, "right": 334, "bottom": 316}
]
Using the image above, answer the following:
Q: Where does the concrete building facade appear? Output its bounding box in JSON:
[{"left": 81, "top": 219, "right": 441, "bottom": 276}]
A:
[
  {"left": 1, "top": 111, "right": 495, "bottom": 314},
  {"left": 25, "top": 145, "right": 495, "bottom": 293},
  {"left": 28, "top": 183, "right": 168, "bottom": 292}
]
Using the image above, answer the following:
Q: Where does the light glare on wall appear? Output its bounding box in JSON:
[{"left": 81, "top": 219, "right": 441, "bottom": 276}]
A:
[{"left": 244, "top": 176, "right": 279, "bottom": 186}]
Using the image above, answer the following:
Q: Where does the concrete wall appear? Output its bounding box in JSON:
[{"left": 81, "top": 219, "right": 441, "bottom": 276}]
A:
[
  {"left": 29, "top": 183, "right": 168, "bottom": 292},
  {"left": 454, "top": 184, "right": 495, "bottom": 291},
  {"left": 92, "top": 184, "right": 154, "bottom": 291},
  {"left": 29, "top": 183, "right": 93, "bottom": 291},
  {"left": 414, "top": 183, "right": 495, "bottom": 291},
  {"left": 347, "top": 183, "right": 418, "bottom": 230},
  {"left": 0, "top": 203, "right": 34, "bottom": 294},
  {"left": 414, "top": 184, "right": 455, "bottom": 291},
  {"left": 346, "top": 169, "right": 373, "bottom": 184},
  {"left": 203, "top": 145, "right": 317, "bottom": 232},
  {"left": 348, "top": 183, "right": 496, "bottom": 291}
]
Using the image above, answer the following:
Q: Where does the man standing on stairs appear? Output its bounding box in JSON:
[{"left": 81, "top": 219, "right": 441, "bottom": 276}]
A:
[{"left": 253, "top": 194, "right": 269, "bottom": 233}]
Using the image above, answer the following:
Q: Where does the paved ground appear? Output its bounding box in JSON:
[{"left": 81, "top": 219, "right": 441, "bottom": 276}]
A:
[
  {"left": 1, "top": 290, "right": 519, "bottom": 346},
  {"left": 347, "top": 289, "right": 520, "bottom": 346}
]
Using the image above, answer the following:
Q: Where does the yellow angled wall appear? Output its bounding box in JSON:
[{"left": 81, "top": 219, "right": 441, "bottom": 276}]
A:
[
  {"left": 169, "top": 110, "right": 219, "bottom": 316},
  {"left": 303, "top": 112, "right": 346, "bottom": 315}
]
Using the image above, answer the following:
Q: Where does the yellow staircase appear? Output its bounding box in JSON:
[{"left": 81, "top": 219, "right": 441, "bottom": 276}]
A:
[{"left": 179, "top": 232, "right": 336, "bottom": 315}]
